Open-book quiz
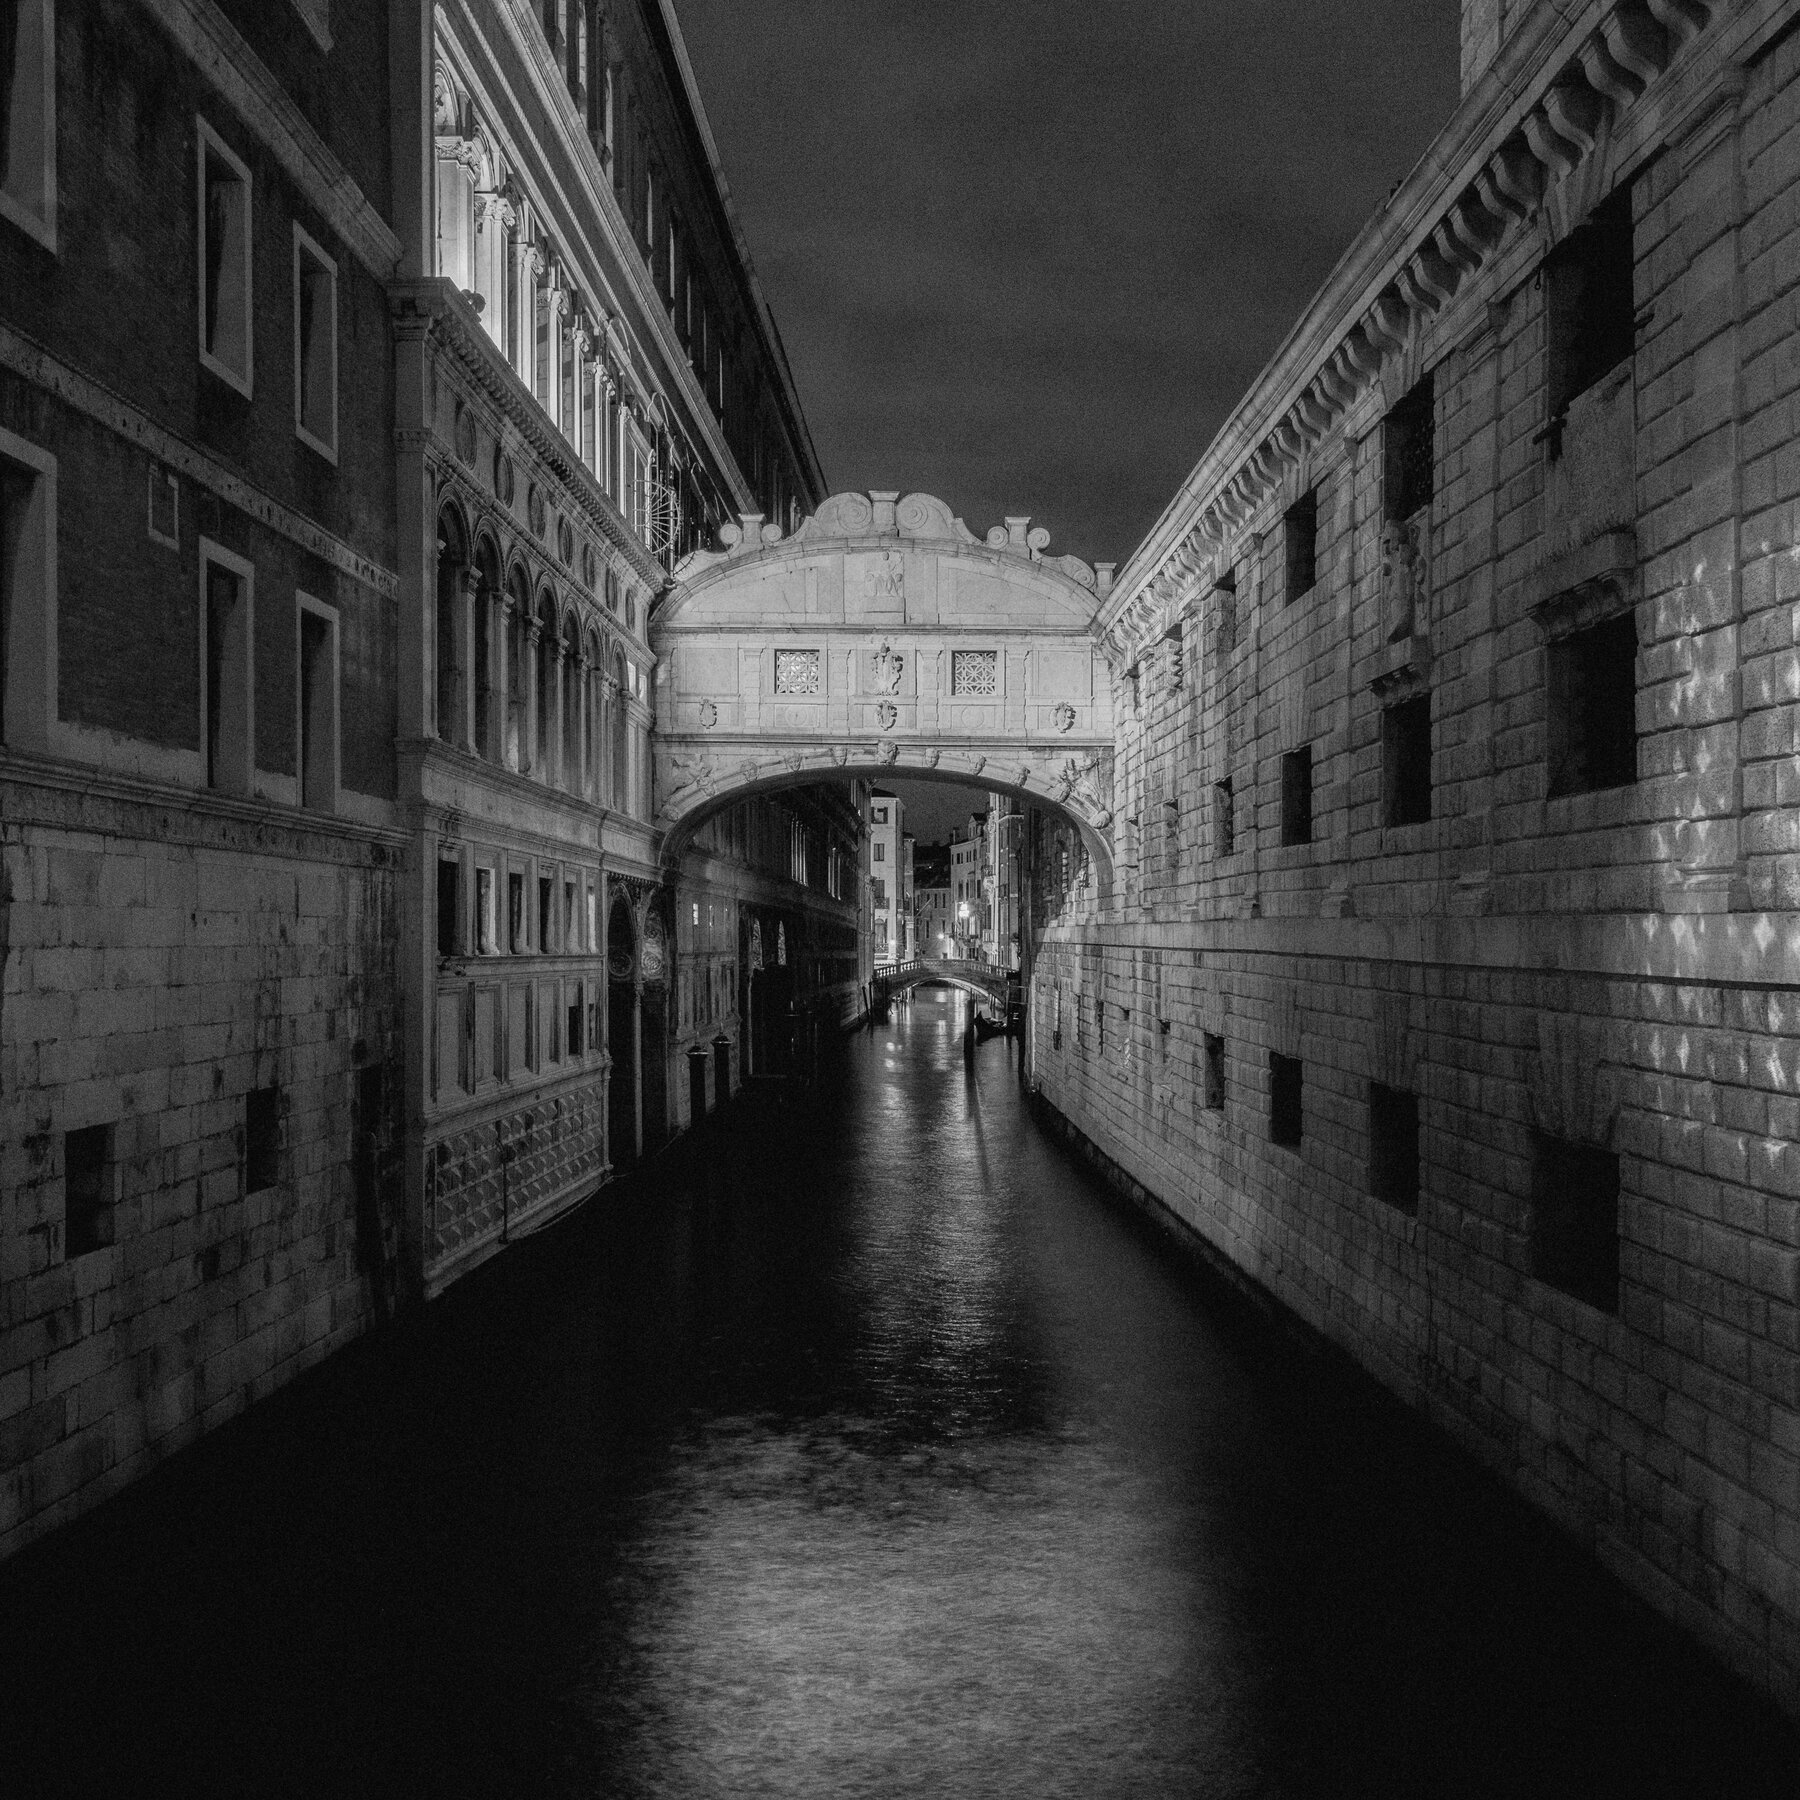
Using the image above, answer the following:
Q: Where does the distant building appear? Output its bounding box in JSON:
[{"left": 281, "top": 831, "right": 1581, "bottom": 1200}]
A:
[
  {"left": 912, "top": 842, "right": 952, "bottom": 957},
  {"left": 867, "top": 788, "right": 904, "bottom": 961}
]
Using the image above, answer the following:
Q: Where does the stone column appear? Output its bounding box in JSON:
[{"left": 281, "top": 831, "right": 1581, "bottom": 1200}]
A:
[{"left": 570, "top": 323, "right": 591, "bottom": 466}]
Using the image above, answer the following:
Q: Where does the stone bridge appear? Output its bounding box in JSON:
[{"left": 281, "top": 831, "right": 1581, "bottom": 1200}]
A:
[
  {"left": 872, "top": 956, "right": 1017, "bottom": 1007},
  {"left": 650, "top": 491, "right": 1117, "bottom": 871}
]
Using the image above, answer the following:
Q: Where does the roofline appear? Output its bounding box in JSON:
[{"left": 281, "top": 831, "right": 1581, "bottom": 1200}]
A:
[{"left": 653, "top": 0, "right": 830, "bottom": 505}]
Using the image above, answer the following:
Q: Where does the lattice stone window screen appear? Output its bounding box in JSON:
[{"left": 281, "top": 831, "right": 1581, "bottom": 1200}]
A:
[
  {"left": 774, "top": 649, "right": 821, "bottom": 695},
  {"left": 952, "top": 650, "right": 999, "bottom": 697}
]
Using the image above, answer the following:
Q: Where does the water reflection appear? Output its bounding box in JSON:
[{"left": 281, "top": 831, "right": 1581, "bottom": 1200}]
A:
[{"left": 1, "top": 999, "right": 1795, "bottom": 1798}]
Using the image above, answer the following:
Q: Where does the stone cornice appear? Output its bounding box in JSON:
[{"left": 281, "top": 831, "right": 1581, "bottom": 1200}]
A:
[
  {"left": 0, "top": 318, "right": 398, "bottom": 598},
  {"left": 0, "top": 750, "right": 407, "bottom": 860},
  {"left": 394, "top": 277, "right": 665, "bottom": 593},
  {"left": 1102, "top": 0, "right": 1786, "bottom": 665},
  {"left": 138, "top": 0, "right": 402, "bottom": 279}
]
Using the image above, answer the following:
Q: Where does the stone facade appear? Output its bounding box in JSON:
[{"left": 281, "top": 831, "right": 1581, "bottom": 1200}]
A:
[
  {"left": 0, "top": 0, "right": 405, "bottom": 1558},
  {"left": 1033, "top": 0, "right": 1800, "bottom": 1713},
  {"left": 0, "top": 0, "right": 850, "bottom": 1555}
]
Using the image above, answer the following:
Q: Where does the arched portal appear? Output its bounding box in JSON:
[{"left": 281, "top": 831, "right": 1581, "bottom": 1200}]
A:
[{"left": 607, "top": 896, "right": 638, "bottom": 1169}]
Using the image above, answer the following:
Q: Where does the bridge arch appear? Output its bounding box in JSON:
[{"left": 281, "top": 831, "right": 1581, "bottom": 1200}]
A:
[
  {"left": 650, "top": 490, "right": 1117, "bottom": 874},
  {"left": 656, "top": 760, "right": 1111, "bottom": 907}
]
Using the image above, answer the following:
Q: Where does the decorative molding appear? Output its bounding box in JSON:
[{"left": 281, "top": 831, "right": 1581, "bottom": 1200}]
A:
[
  {"left": 0, "top": 319, "right": 397, "bottom": 599},
  {"left": 138, "top": 0, "right": 398, "bottom": 277}
]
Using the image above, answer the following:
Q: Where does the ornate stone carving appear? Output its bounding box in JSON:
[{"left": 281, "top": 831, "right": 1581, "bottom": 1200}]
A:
[
  {"left": 869, "top": 638, "right": 904, "bottom": 694},
  {"left": 952, "top": 650, "right": 998, "bottom": 697},
  {"left": 493, "top": 448, "right": 515, "bottom": 506},
  {"left": 666, "top": 754, "right": 713, "bottom": 804},
  {"left": 876, "top": 740, "right": 898, "bottom": 765},
  {"left": 1053, "top": 700, "right": 1077, "bottom": 733},
  {"left": 1380, "top": 513, "right": 1427, "bottom": 643},
  {"left": 453, "top": 402, "right": 477, "bottom": 468},
  {"left": 866, "top": 552, "right": 905, "bottom": 610},
  {"left": 528, "top": 483, "right": 547, "bottom": 539},
  {"left": 697, "top": 699, "right": 718, "bottom": 729},
  {"left": 557, "top": 517, "right": 574, "bottom": 565},
  {"left": 876, "top": 701, "right": 897, "bottom": 729},
  {"left": 774, "top": 649, "right": 820, "bottom": 695},
  {"left": 921, "top": 747, "right": 941, "bottom": 768}
]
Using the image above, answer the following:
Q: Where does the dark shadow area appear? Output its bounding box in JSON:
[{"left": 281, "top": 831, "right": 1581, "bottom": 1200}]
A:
[{"left": 0, "top": 1006, "right": 1794, "bottom": 1799}]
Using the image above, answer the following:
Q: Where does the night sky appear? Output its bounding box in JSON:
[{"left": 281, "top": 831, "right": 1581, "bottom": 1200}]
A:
[{"left": 674, "top": 2, "right": 1460, "bottom": 570}]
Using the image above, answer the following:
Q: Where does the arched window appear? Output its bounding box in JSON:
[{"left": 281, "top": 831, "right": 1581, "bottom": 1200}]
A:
[
  {"left": 505, "top": 566, "right": 531, "bottom": 771},
  {"left": 587, "top": 632, "right": 605, "bottom": 800},
  {"left": 474, "top": 537, "right": 501, "bottom": 761},
  {"left": 435, "top": 506, "right": 468, "bottom": 744},
  {"left": 536, "top": 594, "right": 556, "bottom": 778},
  {"left": 611, "top": 648, "right": 630, "bottom": 814},
  {"left": 561, "top": 616, "right": 581, "bottom": 790}
]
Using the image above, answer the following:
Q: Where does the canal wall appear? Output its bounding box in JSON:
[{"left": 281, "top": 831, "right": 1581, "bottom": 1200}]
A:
[
  {"left": 0, "top": 780, "right": 403, "bottom": 1563},
  {"left": 1047, "top": 2, "right": 1800, "bottom": 1716}
]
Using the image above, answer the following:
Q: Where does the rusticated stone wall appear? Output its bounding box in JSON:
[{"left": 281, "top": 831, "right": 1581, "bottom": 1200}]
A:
[{"left": 1044, "top": 3, "right": 1800, "bottom": 1715}]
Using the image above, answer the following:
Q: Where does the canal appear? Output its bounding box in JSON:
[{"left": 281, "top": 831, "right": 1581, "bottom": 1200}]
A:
[{"left": 2, "top": 987, "right": 1796, "bottom": 1797}]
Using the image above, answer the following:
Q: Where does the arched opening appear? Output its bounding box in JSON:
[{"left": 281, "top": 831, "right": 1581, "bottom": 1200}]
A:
[
  {"left": 640, "top": 904, "right": 670, "bottom": 1150},
  {"left": 504, "top": 565, "right": 530, "bottom": 771},
  {"left": 611, "top": 648, "right": 630, "bottom": 814},
  {"left": 585, "top": 631, "right": 605, "bottom": 800},
  {"left": 535, "top": 592, "right": 556, "bottom": 779},
  {"left": 434, "top": 504, "right": 468, "bottom": 745},
  {"left": 473, "top": 534, "right": 501, "bottom": 762},
  {"left": 607, "top": 896, "right": 638, "bottom": 1169},
  {"left": 561, "top": 614, "right": 581, "bottom": 792}
]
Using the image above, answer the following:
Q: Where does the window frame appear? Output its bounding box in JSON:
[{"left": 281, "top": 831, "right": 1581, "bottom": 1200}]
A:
[
  {"left": 0, "top": 424, "right": 57, "bottom": 754},
  {"left": 0, "top": 0, "right": 57, "bottom": 253},
  {"left": 295, "top": 590, "right": 340, "bottom": 812},
  {"left": 196, "top": 117, "right": 255, "bottom": 398},
  {"left": 292, "top": 223, "right": 339, "bottom": 463},
  {"left": 198, "top": 538, "right": 255, "bottom": 796}
]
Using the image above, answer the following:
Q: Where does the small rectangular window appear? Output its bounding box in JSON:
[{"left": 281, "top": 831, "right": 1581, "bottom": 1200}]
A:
[
  {"left": 567, "top": 981, "right": 584, "bottom": 1057},
  {"left": 475, "top": 867, "right": 496, "bottom": 954},
  {"left": 1545, "top": 184, "right": 1635, "bottom": 444},
  {"left": 565, "top": 879, "right": 577, "bottom": 950},
  {"left": 538, "top": 874, "right": 554, "bottom": 951},
  {"left": 1383, "top": 374, "right": 1435, "bottom": 524},
  {"left": 874, "top": 842, "right": 885, "bottom": 862},
  {"left": 293, "top": 226, "right": 338, "bottom": 460},
  {"left": 1203, "top": 1034, "right": 1225, "bottom": 1111},
  {"left": 200, "top": 543, "right": 254, "bottom": 794},
  {"left": 297, "top": 595, "right": 338, "bottom": 811},
  {"left": 1270, "top": 1052, "right": 1303, "bottom": 1147},
  {"left": 244, "top": 1086, "right": 281, "bottom": 1193},
  {"left": 198, "top": 119, "right": 253, "bottom": 395},
  {"left": 1546, "top": 611, "right": 1637, "bottom": 797},
  {"left": 1214, "top": 778, "right": 1234, "bottom": 857},
  {"left": 1382, "top": 696, "right": 1432, "bottom": 827},
  {"left": 1369, "top": 1082, "right": 1420, "bottom": 1213},
  {"left": 1531, "top": 1133, "right": 1619, "bottom": 1312},
  {"left": 64, "top": 1124, "right": 114, "bottom": 1259},
  {"left": 437, "top": 856, "right": 460, "bottom": 958},
  {"left": 1283, "top": 489, "right": 1317, "bottom": 604},
  {"left": 1280, "top": 747, "right": 1312, "bottom": 847},
  {"left": 0, "top": 0, "right": 56, "bottom": 251},
  {"left": 509, "top": 870, "right": 526, "bottom": 952},
  {"left": 148, "top": 463, "right": 179, "bottom": 550}
]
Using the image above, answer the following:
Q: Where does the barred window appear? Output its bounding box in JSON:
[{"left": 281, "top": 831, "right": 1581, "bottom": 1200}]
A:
[
  {"left": 774, "top": 649, "right": 820, "bottom": 695},
  {"left": 952, "top": 650, "right": 998, "bottom": 697}
]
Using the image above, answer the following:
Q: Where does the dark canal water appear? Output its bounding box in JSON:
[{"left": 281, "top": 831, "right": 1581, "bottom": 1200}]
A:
[{"left": 4, "top": 987, "right": 1797, "bottom": 1797}]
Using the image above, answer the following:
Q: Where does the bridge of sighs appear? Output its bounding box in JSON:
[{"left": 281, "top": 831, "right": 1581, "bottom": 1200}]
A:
[{"left": 650, "top": 490, "right": 1119, "bottom": 881}]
